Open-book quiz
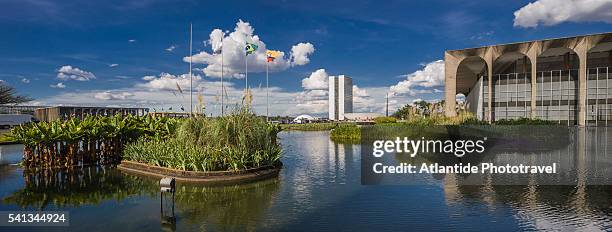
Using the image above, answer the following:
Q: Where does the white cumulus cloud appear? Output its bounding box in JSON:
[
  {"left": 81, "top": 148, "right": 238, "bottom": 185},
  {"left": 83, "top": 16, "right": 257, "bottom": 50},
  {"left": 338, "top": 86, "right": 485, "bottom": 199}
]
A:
[
  {"left": 57, "top": 65, "right": 96, "bottom": 81},
  {"left": 290, "top": 42, "right": 315, "bottom": 66},
  {"left": 94, "top": 91, "right": 134, "bottom": 100},
  {"left": 513, "top": 0, "right": 612, "bottom": 28},
  {"left": 50, "top": 82, "right": 66, "bottom": 88},
  {"left": 138, "top": 72, "right": 202, "bottom": 92},
  {"left": 184, "top": 19, "right": 315, "bottom": 79},
  {"left": 390, "top": 60, "right": 444, "bottom": 96},
  {"left": 301, "top": 68, "right": 329, "bottom": 90}
]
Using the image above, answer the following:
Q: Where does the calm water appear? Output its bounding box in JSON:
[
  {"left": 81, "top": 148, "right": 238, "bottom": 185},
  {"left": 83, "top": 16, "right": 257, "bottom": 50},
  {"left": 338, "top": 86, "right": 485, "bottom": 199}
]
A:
[{"left": 0, "top": 131, "right": 611, "bottom": 231}]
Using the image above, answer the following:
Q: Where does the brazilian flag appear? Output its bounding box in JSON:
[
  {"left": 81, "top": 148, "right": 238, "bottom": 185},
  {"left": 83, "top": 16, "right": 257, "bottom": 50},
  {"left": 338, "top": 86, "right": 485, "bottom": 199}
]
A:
[{"left": 245, "top": 42, "right": 258, "bottom": 55}]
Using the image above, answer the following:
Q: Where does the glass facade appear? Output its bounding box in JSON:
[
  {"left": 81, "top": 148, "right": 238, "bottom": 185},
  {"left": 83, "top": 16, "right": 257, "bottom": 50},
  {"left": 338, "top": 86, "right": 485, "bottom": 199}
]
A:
[
  {"left": 483, "top": 72, "right": 532, "bottom": 120},
  {"left": 587, "top": 67, "right": 612, "bottom": 126},
  {"left": 482, "top": 69, "right": 595, "bottom": 125}
]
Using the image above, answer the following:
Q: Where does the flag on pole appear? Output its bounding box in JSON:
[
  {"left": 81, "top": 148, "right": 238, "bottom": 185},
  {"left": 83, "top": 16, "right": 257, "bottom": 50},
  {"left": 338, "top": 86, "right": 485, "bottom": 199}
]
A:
[
  {"left": 245, "top": 42, "right": 258, "bottom": 55},
  {"left": 266, "top": 50, "right": 281, "bottom": 62}
]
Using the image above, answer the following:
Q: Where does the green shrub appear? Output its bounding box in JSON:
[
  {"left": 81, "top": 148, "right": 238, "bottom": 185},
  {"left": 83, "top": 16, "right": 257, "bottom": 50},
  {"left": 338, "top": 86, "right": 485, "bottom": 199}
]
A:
[
  {"left": 330, "top": 124, "right": 360, "bottom": 141},
  {"left": 402, "top": 111, "right": 487, "bottom": 126},
  {"left": 494, "top": 117, "right": 559, "bottom": 125},
  {"left": 374, "top": 116, "right": 397, "bottom": 124}
]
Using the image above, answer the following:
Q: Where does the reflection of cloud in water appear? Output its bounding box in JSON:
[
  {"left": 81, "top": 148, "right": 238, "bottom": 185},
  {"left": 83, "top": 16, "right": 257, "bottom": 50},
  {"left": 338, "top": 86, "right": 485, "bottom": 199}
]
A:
[
  {"left": 0, "top": 144, "right": 24, "bottom": 165},
  {"left": 276, "top": 131, "right": 360, "bottom": 227},
  {"left": 442, "top": 127, "right": 612, "bottom": 231}
]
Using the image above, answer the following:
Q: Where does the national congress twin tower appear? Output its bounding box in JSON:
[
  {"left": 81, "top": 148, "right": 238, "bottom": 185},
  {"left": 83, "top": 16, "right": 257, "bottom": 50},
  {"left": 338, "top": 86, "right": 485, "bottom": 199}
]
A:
[{"left": 444, "top": 32, "right": 612, "bottom": 126}]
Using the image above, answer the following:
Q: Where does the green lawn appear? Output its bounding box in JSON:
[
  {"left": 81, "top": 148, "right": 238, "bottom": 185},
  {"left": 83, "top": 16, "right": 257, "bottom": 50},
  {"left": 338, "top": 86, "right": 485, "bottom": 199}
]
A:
[{"left": 280, "top": 123, "right": 339, "bottom": 131}]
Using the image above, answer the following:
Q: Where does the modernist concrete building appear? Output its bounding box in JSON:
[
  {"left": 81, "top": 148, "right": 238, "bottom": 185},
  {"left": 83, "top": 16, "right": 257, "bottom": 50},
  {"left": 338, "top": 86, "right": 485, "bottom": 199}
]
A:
[
  {"left": 329, "top": 75, "right": 353, "bottom": 120},
  {"left": 444, "top": 32, "right": 612, "bottom": 126},
  {"left": 34, "top": 106, "right": 149, "bottom": 122}
]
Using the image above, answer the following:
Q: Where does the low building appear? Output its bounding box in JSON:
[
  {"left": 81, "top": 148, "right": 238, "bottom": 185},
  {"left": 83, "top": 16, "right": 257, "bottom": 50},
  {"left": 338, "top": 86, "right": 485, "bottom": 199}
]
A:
[
  {"left": 34, "top": 106, "right": 149, "bottom": 122},
  {"left": 344, "top": 113, "right": 384, "bottom": 122},
  {"left": 148, "top": 112, "right": 191, "bottom": 118},
  {"left": 444, "top": 32, "right": 612, "bottom": 126},
  {"left": 292, "top": 114, "right": 318, "bottom": 124},
  {"left": 0, "top": 105, "right": 49, "bottom": 115}
]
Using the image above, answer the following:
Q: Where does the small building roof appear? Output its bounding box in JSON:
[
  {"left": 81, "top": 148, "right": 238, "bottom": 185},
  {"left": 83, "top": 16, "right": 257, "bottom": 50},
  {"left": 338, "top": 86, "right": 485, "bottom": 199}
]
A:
[{"left": 294, "top": 114, "right": 317, "bottom": 120}]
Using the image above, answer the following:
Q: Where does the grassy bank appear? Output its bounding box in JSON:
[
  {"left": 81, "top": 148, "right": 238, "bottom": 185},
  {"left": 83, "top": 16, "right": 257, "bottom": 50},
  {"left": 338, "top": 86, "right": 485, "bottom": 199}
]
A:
[
  {"left": 123, "top": 109, "right": 282, "bottom": 172},
  {"left": 330, "top": 113, "right": 561, "bottom": 142},
  {"left": 330, "top": 124, "right": 361, "bottom": 141},
  {"left": 280, "top": 123, "right": 338, "bottom": 131},
  {"left": 280, "top": 122, "right": 359, "bottom": 131}
]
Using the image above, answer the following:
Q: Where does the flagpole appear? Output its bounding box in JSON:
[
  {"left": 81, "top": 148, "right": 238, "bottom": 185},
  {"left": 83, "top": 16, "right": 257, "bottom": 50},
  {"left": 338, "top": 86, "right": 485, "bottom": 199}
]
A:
[
  {"left": 266, "top": 60, "right": 269, "bottom": 121},
  {"left": 386, "top": 92, "right": 389, "bottom": 117},
  {"left": 189, "top": 23, "right": 193, "bottom": 116},
  {"left": 245, "top": 52, "right": 248, "bottom": 91},
  {"left": 221, "top": 35, "right": 224, "bottom": 116}
]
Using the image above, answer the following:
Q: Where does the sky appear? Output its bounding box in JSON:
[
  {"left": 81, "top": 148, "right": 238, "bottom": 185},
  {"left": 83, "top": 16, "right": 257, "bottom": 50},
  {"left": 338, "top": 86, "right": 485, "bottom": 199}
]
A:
[{"left": 1, "top": 0, "right": 612, "bottom": 117}]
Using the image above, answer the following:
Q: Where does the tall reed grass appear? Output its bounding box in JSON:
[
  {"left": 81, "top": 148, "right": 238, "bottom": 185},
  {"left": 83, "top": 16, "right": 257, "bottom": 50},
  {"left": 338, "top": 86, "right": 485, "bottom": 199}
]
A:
[{"left": 123, "top": 108, "right": 282, "bottom": 171}]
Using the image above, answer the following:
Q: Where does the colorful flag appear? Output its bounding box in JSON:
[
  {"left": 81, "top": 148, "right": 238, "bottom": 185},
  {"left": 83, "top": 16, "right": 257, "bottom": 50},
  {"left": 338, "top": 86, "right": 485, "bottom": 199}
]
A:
[
  {"left": 266, "top": 50, "right": 281, "bottom": 62},
  {"left": 245, "top": 42, "right": 258, "bottom": 55}
]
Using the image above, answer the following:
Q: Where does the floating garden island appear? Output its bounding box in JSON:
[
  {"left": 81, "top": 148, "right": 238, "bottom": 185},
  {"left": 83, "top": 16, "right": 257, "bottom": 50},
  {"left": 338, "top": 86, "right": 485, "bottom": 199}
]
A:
[{"left": 10, "top": 108, "right": 283, "bottom": 184}]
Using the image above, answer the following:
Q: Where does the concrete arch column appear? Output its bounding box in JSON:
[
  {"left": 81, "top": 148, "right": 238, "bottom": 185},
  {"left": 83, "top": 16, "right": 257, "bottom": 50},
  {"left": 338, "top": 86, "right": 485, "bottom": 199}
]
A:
[
  {"left": 444, "top": 48, "right": 490, "bottom": 119},
  {"left": 525, "top": 42, "right": 542, "bottom": 119},
  {"left": 444, "top": 51, "right": 460, "bottom": 117},
  {"left": 483, "top": 47, "right": 495, "bottom": 122},
  {"left": 572, "top": 37, "right": 595, "bottom": 126}
]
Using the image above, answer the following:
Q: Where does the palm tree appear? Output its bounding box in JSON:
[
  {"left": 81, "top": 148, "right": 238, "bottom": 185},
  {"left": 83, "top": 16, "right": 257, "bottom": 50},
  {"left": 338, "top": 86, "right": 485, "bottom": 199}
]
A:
[{"left": 0, "top": 82, "right": 32, "bottom": 105}]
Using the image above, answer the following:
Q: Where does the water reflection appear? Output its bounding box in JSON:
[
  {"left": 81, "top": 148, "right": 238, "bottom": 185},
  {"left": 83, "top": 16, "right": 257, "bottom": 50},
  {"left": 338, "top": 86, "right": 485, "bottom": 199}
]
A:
[
  {"left": 377, "top": 126, "right": 612, "bottom": 185},
  {"left": 1, "top": 166, "right": 281, "bottom": 231},
  {"left": 3, "top": 166, "right": 155, "bottom": 209},
  {"left": 173, "top": 178, "right": 280, "bottom": 231},
  {"left": 443, "top": 180, "right": 612, "bottom": 231},
  {"left": 437, "top": 127, "right": 612, "bottom": 231},
  {"left": 454, "top": 126, "right": 612, "bottom": 185},
  {"left": 0, "top": 130, "right": 609, "bottom": 231},
  {"left": 0, "top": 144, "right": 24, "bottom": 165}
]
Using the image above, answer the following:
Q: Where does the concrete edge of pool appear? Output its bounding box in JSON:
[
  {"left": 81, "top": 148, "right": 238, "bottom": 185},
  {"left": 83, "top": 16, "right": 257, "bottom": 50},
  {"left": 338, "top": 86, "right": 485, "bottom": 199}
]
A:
[{"left": 117, "top": 160, "right": 283, "bottom": 184}]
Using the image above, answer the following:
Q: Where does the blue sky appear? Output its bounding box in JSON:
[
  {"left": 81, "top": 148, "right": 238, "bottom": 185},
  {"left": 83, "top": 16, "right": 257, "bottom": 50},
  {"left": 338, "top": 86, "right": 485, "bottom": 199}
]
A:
[{"left": 1, "top": 0, "right": 611, "bottom": 116}]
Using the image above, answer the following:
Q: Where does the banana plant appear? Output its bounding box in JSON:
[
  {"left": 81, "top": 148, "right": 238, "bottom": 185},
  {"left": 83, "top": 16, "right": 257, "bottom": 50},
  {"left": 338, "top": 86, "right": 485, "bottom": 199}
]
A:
[{"left": 10, "top": 113, "right": 180, "bottom": 169}]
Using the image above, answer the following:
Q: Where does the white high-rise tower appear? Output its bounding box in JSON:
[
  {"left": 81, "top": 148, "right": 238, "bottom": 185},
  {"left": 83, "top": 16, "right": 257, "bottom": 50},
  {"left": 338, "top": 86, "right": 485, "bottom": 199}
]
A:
[{"left": 328, "top": 75, "right": 353, "bottom": 121}]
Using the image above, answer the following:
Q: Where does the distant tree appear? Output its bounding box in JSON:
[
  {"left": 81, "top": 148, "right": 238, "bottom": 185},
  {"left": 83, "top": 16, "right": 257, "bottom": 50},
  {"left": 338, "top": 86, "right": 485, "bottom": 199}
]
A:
[
  {"left": 0, "top": 82, "right": 32, "bottom": 105},
  {"left": 413, "top": 100, "right": 429, "bottom": 110},
  {"left": 392, "top": 104, "right": 413, "bottom": 119},
  {"left": 393, "top": 100, "right": 440, "bottom": 119}
]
